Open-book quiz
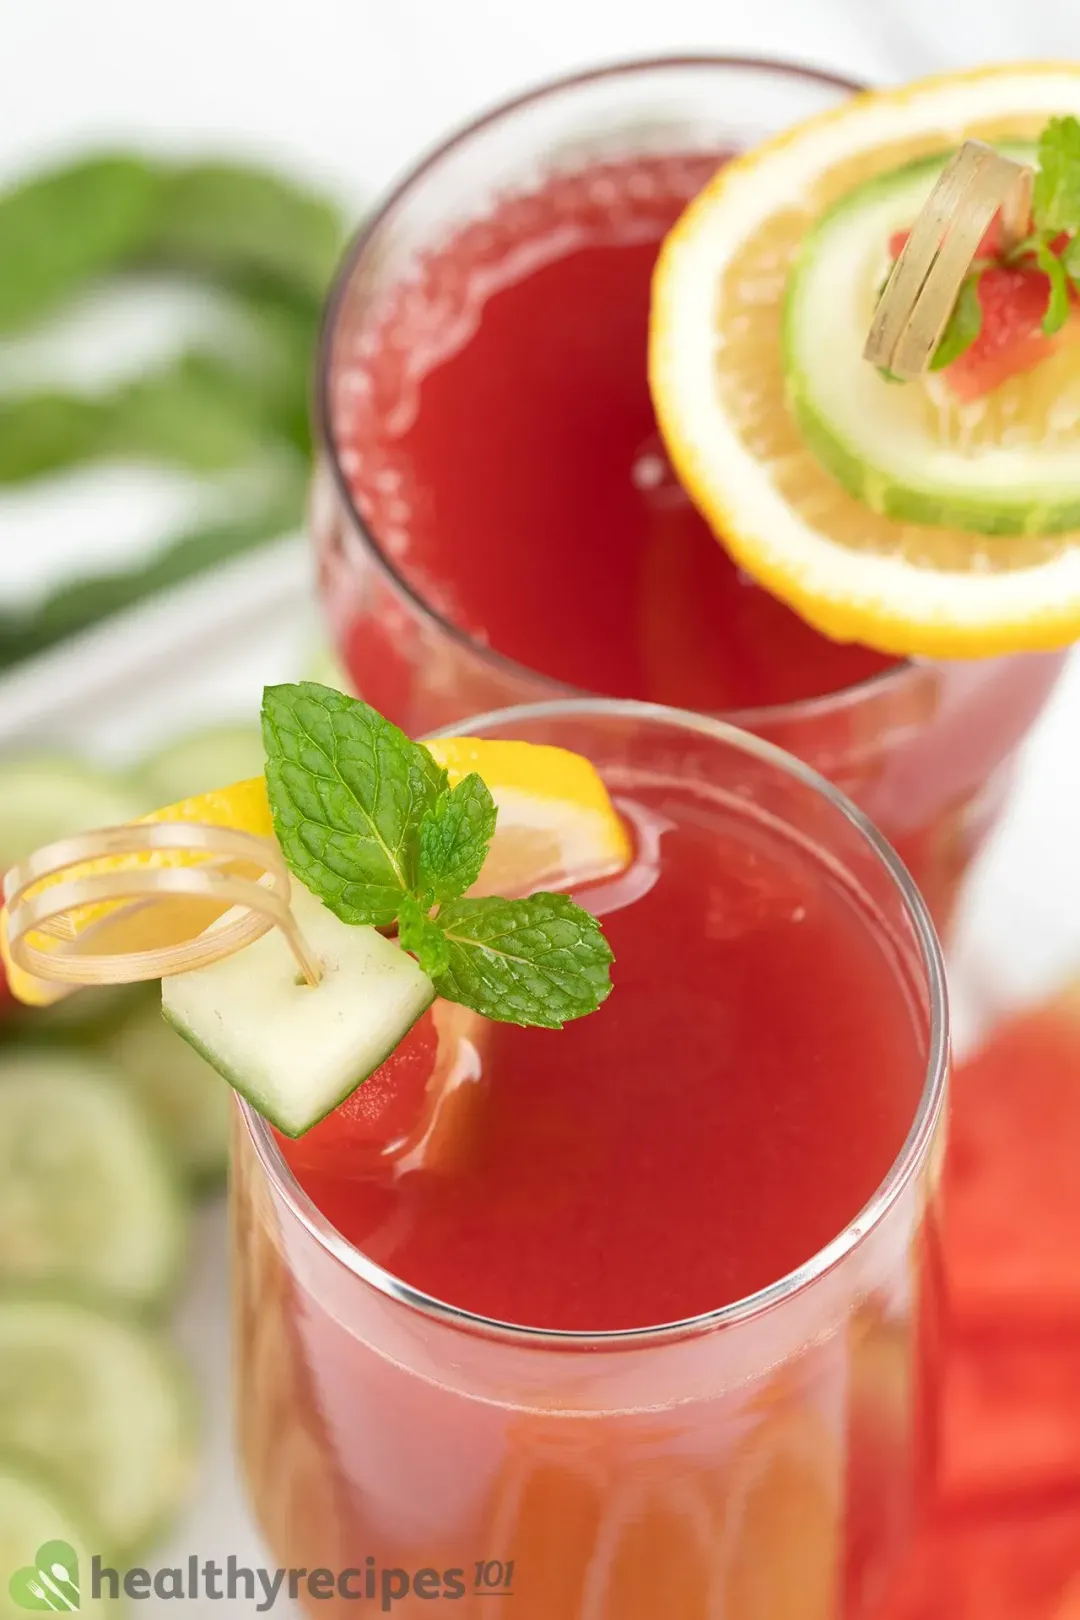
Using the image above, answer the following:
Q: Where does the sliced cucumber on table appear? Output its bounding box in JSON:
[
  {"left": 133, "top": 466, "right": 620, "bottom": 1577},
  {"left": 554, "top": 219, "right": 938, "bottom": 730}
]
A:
[
  {"left": 137, "top": 721, "right": 266, "bottom": 803},
  {"left": 164, "top": 880, "right": 435, "bottom": 1136},
  {"left": 0, "top": 755, "right": 148, "bottom": 1030},
  {"left": 0, "top": 1051, "right": 186, "bottom": 1309},
  {"left": 0, "top": 1459, "right": 122, "bottom": 1616},
  {"left": 0, "top": 755, "right": 146, "bottom": 863},
  {"left": 103, "top": 990, "right": 231, "bottom": 1189},
  {"left": 0, "top": 1295, "right": 195, "bottom": 1562}
]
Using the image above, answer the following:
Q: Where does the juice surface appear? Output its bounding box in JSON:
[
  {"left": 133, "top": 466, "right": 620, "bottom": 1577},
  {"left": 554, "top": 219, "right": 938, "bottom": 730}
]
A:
[
  {"left": 281, "top": 779, "right": 924, "bottom": 1333},
  {"left": 332, "top": 153, "right": 899, "bottom": 712}
]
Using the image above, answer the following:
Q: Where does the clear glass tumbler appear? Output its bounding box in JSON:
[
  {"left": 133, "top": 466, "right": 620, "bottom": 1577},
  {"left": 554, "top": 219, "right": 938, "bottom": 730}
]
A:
[
  {"left": 310, "top": 56, "right": 1065, "bottom": 932},
  {"left": 233, "top": 698, "right": 948, "bottom": 1620}
]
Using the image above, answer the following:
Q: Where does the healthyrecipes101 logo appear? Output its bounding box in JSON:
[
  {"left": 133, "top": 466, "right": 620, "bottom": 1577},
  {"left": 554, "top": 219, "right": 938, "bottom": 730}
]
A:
[
  {"left": 9, "top": 1548, "right": 518, "bottom": 1610},
  {"left": 9, "top": 1541, "right": 81, "bottom": 1611}
]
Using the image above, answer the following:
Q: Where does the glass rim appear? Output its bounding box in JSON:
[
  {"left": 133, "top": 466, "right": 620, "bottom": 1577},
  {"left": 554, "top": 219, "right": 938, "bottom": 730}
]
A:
[
  {"left": 312, "top": 52, "right": 927, "bottom": 729},
  {"left": 241, "top": 695, "right": 950, "bottom": 1349}
]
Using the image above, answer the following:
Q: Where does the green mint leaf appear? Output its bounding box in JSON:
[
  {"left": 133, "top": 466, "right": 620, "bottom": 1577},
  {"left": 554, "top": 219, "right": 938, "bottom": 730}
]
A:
[
  {"left": 929, "top": 274, "right": 983, "bottom": 371},
  {"left": 1006, "top": 232, "right": 1042, "bottom": 263},
  {"left": 1063, "top": 234, "right": 1080, "bottom": 290},
  {"left": 261, "top": 683, "right": 448, "bottom": 927},
  {"left": 1034, "top": 238, "right": 1071, "bottom": 335},
  {"left": 397, "top": 893, "right": 451, "bottom": 978},
  {"left": 432, "top": 894, "right": 614, "bottom": 1029},
  {"left": 417, "top": 773, "right": 497, "bottom": 904},
  {"left": 875, "top": 366, "right": 906, "bottom": 385},
  {"left": 1033, "top": 116, "right": 1080, "bottom": 235}
]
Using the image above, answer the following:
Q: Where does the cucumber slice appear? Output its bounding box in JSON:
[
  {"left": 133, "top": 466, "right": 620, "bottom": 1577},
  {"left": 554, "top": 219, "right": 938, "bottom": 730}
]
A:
[
  {"left": 0, "top": 1459, "right": 121, "bottom": 1616},
  {"left": 0, "top": 1052, "right": 185, "bottom": 1308},
  {"left": 782, "top": 142, "right": 1077, "bottom": 537},
  {"left": 163, "top": 881, "right": 434, "bottom": 1136},
  {"left": 0, "top": 1295, "right": 195, "bottom": 1561},
  {"left": 137, "top": 722, "right": 265, "bottom": 804},
  {"left": 0, "top": 983, "right": 140, "bottom": 1042},
  {"left": 102, "top": 991, "right": 230, "bottom": 1189},
  {"left": 0, "top": 756, "right": 145, "bottom": 866},
  {"left": 0, "top": 758, "right": 146, "bottom": 1028}
]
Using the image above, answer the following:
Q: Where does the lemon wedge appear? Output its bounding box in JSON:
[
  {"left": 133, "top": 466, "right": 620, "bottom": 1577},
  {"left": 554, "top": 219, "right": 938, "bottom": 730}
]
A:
[
  {"left": 2, "top": 740, "right": 629, "bottom": 1007},
  {"left": 1, "top": 779, "right": 272, "bottom": 1007},
  {"left": 425, "top": 736, "right": 631, "bottom": 897}
]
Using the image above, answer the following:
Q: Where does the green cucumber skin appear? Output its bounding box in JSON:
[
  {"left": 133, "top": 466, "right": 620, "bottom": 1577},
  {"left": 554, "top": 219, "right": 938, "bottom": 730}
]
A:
[
  {"left": 0, "top": 1293, "right": 199, "bottom": 1566},
  {"left": 785, "top": 385, "right": 1080, "bottom": 537},
  {"left": 0, "top": 1451, "right": 123, "bottom": 1611},
  {"left": 162, "top": 984, "right": 437, "bottom": 1139},
  {"left": 0, "top": 1059, "right": 189, "bottom": 1316},
  {"left": 782, "top": 142, "right": 1080, "bottom": 538}
]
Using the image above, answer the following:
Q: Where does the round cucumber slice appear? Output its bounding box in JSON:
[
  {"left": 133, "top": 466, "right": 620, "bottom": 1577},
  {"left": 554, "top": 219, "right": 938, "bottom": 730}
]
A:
[
  {"left": 0, "top": 1296, "right": 195, "bottom": 1561},
  {"left": 0, "top": 758, "right": 146, "bottom": 1031},
  {"left": 102, "top": 991, "right": 230, "bottom": 1189},
  {"left": 163, "top": 881, "right": 435, "bottom": 1136},
  {"left": 0, "top": 1459, "right": 121, "bottom": 1616},
  {"left": 0, "top": 1052, "right": 186, "bottom": 1309},
  {"left": 782, "top": 142, "right": 1080, "bottom": 537},
  {"left": 0, "top": 756, "right": 145, "bottom": 868},
  {"left": 137, "top": 722, "right": 266, "bottom": 804}
]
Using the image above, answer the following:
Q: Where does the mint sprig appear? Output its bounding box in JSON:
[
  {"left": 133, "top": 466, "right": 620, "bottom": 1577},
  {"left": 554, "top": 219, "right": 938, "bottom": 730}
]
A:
[
  {"left": 417, "top": 773, "right": 498, "bottom": 905},
  {"left": 928, "top": 273, "right": 983, "bottom": 371},
  {"left": 261, "top": 683, "right": 614, "bottom": 1028},
  {"left": 1002, "top": 116, "right": 1080, "bottom": 339},
  {"left": 262, "top": 682, "right": 447, "bottom": 926},
  {"left": 1031, "top": 116, "right": 1080, "bottom": 237},
  {"left": 888, "top": 116, "right": 1080, "bottom": 380},
  {"left": 435, "top": 895, "right": 615, "bottom": 1029}
]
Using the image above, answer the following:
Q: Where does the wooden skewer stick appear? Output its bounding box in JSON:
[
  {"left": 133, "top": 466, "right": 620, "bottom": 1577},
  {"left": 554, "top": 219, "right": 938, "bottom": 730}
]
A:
[
  {"left": 4, "top": 821, "right": 323, "bottom": 990},
  {"left": 864, "top": 140, "right": 1035, "bottom": 378}
]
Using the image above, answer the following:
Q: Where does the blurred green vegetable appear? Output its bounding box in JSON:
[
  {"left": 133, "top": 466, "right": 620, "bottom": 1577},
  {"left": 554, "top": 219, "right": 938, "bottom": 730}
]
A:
[
  {"left": 0, "top": 154, "right": 159, "bottom": 334},
  {"left": 0, "top": 148, "right": 347, "bottom": 670},
  {"left": 0, "top": 472, "right": 306, "bottom": 668},
  {"left": 148, "top": 161, "right": 344, "bottom": 303},
  {"left": 0, "top": 353, "right": 297, "bottom": 484}
]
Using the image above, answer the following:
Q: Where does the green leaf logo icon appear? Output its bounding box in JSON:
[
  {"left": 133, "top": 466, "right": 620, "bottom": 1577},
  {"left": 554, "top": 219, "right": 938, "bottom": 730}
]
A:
[{"left": 8, "top": 1541, "right": 80, "bottom": 1610}]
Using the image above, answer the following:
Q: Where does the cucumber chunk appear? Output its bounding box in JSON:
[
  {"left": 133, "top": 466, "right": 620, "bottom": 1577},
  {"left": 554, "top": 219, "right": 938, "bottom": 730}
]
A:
[
  {"left": 0, "top": 1052, "right": 185, "bottom": 1308},
  {"left": 782, "top": 143, "right": 1076, "bottom": 537},
  {"left": 0, "top": 1460, "right": 121, "bottom": 1616},
  {"left": 102, "top": 991, "right": 230, "bottom": 1189},
  {"left": 0, "top": 1296, "right": 195, "bottom": 1561},
  {"left": 163, "top": 880, "right": 435, "bottom": 1136},
  {"left": 137, "top": 722, "right": 266, "bottom": 804}
]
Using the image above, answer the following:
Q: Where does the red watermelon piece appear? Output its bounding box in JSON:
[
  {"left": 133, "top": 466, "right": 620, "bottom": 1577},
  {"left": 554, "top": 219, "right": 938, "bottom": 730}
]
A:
[
  {"left": 945, "top": 991, "right": 1080, "bottom": 1329},
  {"left": 277, "top": 1007, "right": 439, "bottom": 1175},
  {"left": 942, "top": 1333, "right": 1080, "bottom": 1505},
  {"left": 879, "top": 1499, "right": 1080, "bottom": 1620},
  {"left": 885, "top": 217, "right": 1077, "bottom": 399}
]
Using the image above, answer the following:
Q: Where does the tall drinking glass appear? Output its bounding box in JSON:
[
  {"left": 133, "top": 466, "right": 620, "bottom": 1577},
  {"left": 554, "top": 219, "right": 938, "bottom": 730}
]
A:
[
  {"left": 311, "top": 56, "right": 1065, "bottom": 931},
  {"left": 234, "top": 699, "right": 948, "bottom": 1620}
]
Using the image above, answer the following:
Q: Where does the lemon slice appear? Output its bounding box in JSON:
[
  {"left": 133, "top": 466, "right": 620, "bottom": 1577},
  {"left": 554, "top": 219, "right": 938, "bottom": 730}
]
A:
[
  {"left": 1, "top": 779, "right": 273, "bottom": 1007},
  {"left": 425, "top": 736, "right": 632, "bottom": 897},
  {"left": 650, "top": 62, "right": 1080, "bottom": 658},
  {"left": 2, "top": 740, "right": 629, "bottom": 1006}
]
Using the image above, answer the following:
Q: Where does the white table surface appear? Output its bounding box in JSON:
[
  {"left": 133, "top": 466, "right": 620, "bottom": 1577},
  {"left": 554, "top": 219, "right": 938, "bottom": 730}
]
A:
[{"left": 3, "top": 4, "right": 1080, "bottom": 1611}]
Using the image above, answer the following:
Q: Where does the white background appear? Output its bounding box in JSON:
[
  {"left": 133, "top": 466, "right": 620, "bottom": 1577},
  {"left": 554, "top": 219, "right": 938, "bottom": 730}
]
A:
[{"left": 3, "top": 3, "right": 1080, "bottom": 1613}]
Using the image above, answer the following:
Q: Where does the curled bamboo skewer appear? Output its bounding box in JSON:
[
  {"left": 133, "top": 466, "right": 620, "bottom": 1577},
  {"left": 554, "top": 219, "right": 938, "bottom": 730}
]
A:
[
  {"left": 4, "top": 821, "right": 322, "bottom": 989},
  {"left": 864, "top": 140, "right": 1035, "bottom": 378}
]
